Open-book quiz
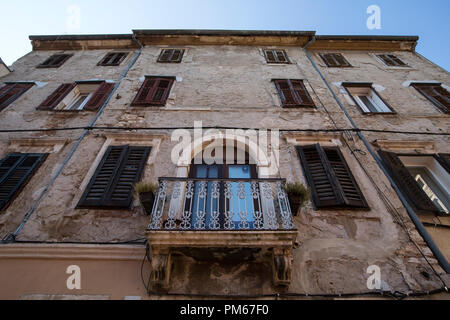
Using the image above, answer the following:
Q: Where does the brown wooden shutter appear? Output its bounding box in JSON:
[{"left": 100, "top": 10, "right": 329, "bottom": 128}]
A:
[
  {"left": 265, "top": 50, "right": 276, "bottom": 63},
  {"left": 274, "top": 80, "right": 297, "bottom": 107},
  {"left": 265, "top": 50, "right": 289, "bottom": 63},
  {"left": 413, "top": 84, "right": 450, "bottom": 114},
  {"left": 321, "top": 53, "right": 350, "bottom": 67},
  {"left": 98, "top": 52, "right": 128, "bottom": 66},
  {"left": 276, "top": 50, "right": 288, "bottom": 63},
  {"left": 0, "top": 153, "right": 47, "bottom": 211},
  {"left": 274, "top": 80, "right": 315, "bottom": 107},
  {"left": 377, "top": 54, "right": 393, "bottom": 66},
  {"left": 158, "top": 49, "right": 184, "bottom": 63},
  {"left": 37, "top": 83, "right": 76, "bottom": 110},
  {"left": 77, "top": 146, "right": 151, "bottom": 209},
  {"left": 131, "top": 77, "right": 174, "bottom": 106},
  {"left": 379, "top": 150, "right": 439, "bottom": 214},
  {"left": 436, "top": 154, "right": 450, "bottom": 174},
  {"left": 132, "top": 78, "right": 156, "bottom": 105},
  {"left": 297, "top": 145, "right": 368, "bottom": 209},
  {"left": 297, "top": 145, "right": 342, "bottom": 208},
  {"left": 38, "top": 54, "right": 72, "bottom": 68},
  {"left": 83, "top": 82, "right": 115, "bottom": 111},
  {"left": 0, "top": 83, "right": 34, "bottom": 111},
  {"left": 170, "top": 50, "right": 184, "bottom": 63},
  {"left": 291, "top": 80, "right": 315, "bottom": 107}
]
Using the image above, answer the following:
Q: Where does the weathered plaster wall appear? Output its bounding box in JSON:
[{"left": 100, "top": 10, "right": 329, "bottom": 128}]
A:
[
  {"left": 0, "top": 49, "right": 137, "bottom": 133},
  {"left": 0, "top": 43, "right": 447, "bottom": 297}
]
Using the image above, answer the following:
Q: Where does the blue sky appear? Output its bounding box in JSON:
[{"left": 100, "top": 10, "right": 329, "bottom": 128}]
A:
[{"left": 1, "top": 0, "right": 449, "bottom": 71}]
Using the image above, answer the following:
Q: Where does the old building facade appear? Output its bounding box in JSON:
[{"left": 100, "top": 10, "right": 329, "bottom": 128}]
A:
[{"left": 0, "top": 30, "right": 448, "bottom": 300}]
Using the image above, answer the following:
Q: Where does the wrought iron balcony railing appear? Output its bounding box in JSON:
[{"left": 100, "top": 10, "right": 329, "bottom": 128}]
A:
[{"left": 148, "top": 178, "right": 296, "bottom": 231}]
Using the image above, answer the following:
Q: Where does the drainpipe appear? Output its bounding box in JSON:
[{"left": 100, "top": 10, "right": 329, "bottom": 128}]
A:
[
  {"left": 2, "top": 38, "right": 143, "bottom": 243},
  {"left": 302, "top": 38, "right": 450, "bottom": 274}
]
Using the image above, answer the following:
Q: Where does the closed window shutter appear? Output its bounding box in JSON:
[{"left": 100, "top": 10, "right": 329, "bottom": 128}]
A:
[
  {"left": 99, "top": 52, "right": 127, "bottom": 66},
  {"left": 0, "top": 153, "right": 47, "bottom": 211},
  {"left": 274, "top": 80, "right": 315, "bottom": 107},
  {"left": 414, "top": 85, "right": 450, "bottom": 114},
  {"left": 265, "top": 50, "right": 289, "bottom": 63},
  {"left": 321, "top": 53, "right": 349, "bottom": 67},
  {"left": 335, "top": 54, "right": 350, "bottom": 67},
  {"left": 158, "top": 49, "right": 184, "bottom": 63},
  {"left": 436, "top": 154, "right": 450, "bottom": 174},
  {"left": 77, "top": 146, "right": 151, "bottom": 209},
  {"left": 38, "top": 54, "right": 72, "bottom": 68},
  {"left": 131, "top": 77, "right": 174, "bottom": 106},
  {"left": 378, "top": 54, "right": 394, "bottom": 66},
  {"left": 0, "top": 83, "right": 34, "bottom": 111},
  {"left": 37, "top": 83, "right": 76, "bottom": 110},
  {"left": 379, "top": 150, "right": 440, "bottom": 214},
  {"left": 274, "top": 80, "right": 297, "bottom": 106},
  {"left": 276, "top": 50, "right": 288, "bottom": 63},
  {"left": 297, "top": 145, "right": 342, "bottom": 208},
  {"left": 324, "top": 148, "right": 369, "bottom": 208},
  {"left": 83, "top": 82, "right": 115, "bottom": 111},
  {"left": 291, "top": 80, "right": 315, "bottom": 107},
  {"left": 170, "top": 50, "right": 184, "bottom": 62},
  {"left": 297, "top": 145, "right": 369, "bottom": 209},
  {"left": 265, "top": 50, "right": 276, "bottom": 63},
  {"left": 388, "top": 55, "right": 406, "bottom": 66}
]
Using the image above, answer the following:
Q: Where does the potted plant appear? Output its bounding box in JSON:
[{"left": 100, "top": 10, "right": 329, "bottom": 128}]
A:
[
  {"left": 133, "top": 181, "right": 158, "bottom": 215},
  {"left": 284, "top": 183, "right": 310, "bottom": 216}
]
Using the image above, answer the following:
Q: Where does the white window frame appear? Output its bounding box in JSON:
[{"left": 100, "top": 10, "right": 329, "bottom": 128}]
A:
[
  {"left": 346, "top": 86, "right": 393, "bottom": 113},
  {"left": 400, "top": 156, "right": 450, "bottom": 214},
  {"left": 55, "top": 83, "right": 99, "bottom": 111}
]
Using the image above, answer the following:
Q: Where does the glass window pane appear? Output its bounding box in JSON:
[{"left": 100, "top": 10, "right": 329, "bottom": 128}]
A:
[{"left": 409, "top": 167, "right": 450, "bottom": 214}]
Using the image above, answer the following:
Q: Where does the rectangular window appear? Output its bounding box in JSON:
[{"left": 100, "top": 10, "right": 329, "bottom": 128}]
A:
[
  {"left": 37, "top": 81, "right": 114, "bottom": 111},
  {"left": 37, "top": 54, "right": 72, "bottom": 68},
  {"left": 0, "top": 153, "right": 47, "bottom": 211},
  {"left": 273, "top": 79, "right": 315, "bottom": 108},
  {"left": 131, "top": 76, "right": 175, "bottom": 106},
  {"left": 297, "top": 144, "right": 369, "bottom": 209},
  {"left": 320, "top": 53, "right": 351, "bottom": 67},
  {"left": 376, "top": 54, "right": 408, "bottom": 67},
  {"left": 380, "top": 151, "right": 450, "bottom": 215},
  {"left": 343, "top": 83, "right": 394, "bottom": 114},
  {"left": 77, "top": 145, "right": 151, "bottom": 209},
  {"left": 412, "top": 83, "right": 449, "bottom": 114},
  {"left": 0, "top": 83, "right": 34, "bottom": 111},
  {"left": 98, "top": 52, "right": 128, "bottom": 66},
  {"left": 264, "top": 50, "right": 290, "bottom": 64},
  {"left": 157, "top": 49, "right": 185, "bottom": 63}
]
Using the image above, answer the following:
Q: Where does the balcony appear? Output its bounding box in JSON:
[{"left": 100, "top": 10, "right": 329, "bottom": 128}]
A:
[{"left": 146, "top": 178, "right": 298, "bottom": 291}]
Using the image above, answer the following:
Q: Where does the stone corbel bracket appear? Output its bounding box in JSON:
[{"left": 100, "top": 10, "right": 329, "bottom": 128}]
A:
[{"left": 146, "top": 230, "right": 298, "bottom": 291}]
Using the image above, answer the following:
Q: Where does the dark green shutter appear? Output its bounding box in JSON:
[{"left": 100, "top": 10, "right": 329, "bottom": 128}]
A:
[
  {"left": 297, "top": 145, "right": 369, "bottom": 209},
  {"left": 379, "top": 150, "right": 439, "bottom": 214},
  {"left": 0, "top": 153, "right": 47, "bottom": 211},
  {"left": 77, "top": 146, "right": 151, "bottom": 209},
  {"left": 297, "top": 145, "right": 342, "bottom": 208},
  {"left": 324, "top": 148, "right": 369, "bottom": 208}
]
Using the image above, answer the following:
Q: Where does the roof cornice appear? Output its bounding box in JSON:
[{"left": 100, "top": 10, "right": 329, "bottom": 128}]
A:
[{"left": 27, "top": 30, "right": 419, "bottom": 52}]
